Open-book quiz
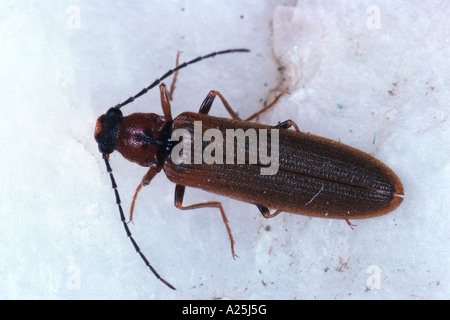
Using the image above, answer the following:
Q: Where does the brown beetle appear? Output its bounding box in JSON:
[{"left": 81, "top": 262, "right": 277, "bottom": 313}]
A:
[{"left": 94, "top": 49, "right": 403, "bottom": 290}]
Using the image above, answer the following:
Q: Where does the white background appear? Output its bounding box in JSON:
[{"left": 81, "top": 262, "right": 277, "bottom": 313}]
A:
[{"left": 1, "top": 0, "right": 448, "bottom": 299}]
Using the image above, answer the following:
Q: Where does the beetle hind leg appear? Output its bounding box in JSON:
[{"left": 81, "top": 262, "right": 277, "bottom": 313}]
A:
[
  {"left": 174, "top": 184, "right": 238, "bottom": 259},
  {"left": 345, "top": 219, "right": 357, "bottom": 230},
  {"left": 245, "top": 90, "right": 290, "bottom": 122},
  {"left": 257, "top": 205, "right": 282, "bottom": 219}
]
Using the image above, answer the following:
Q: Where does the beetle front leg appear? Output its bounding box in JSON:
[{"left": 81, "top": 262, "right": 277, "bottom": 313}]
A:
[
  {"left": 129, "top": 166, "right": 161, "bottom": 223},
  {"left": 168, "top": 51, "right": 182, "bottom": 101},
  {"left": 174, "top": 184, "right": 238, "bottom": 259},
  {"left": 159, "top": 84, "right": 173, "bottom": 121}
]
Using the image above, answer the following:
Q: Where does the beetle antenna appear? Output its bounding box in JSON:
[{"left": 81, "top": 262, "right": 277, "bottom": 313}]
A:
[
  {"left": 115, "top": 48, "right": 250, "bottom": 109},
  {"left": 102, "top": 154, "right": 176, "bottom": 290}
]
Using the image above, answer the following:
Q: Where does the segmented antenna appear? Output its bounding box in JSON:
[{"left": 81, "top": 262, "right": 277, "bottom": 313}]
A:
[
  {"left": 103, "top": 154, "right": 176, "bottom": 290},
  {"left": 115, "top": 48, "right": 250, "bottom": 109}
]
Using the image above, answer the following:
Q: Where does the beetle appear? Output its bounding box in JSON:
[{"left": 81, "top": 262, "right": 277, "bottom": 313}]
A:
[{"left": 94, "top": 49, "right": 404, "bottom": 290}]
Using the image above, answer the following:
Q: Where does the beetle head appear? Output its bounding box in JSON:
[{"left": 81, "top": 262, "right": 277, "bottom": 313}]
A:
[{"left": 94, "top": 107, "right": 123, "bottom": 154}]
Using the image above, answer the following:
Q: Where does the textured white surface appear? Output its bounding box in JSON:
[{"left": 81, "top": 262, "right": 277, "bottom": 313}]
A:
[{"left": 0, "top": 0, "right": 448, "bottom": 299}]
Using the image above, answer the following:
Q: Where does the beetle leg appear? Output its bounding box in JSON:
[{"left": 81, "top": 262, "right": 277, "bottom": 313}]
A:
[
  {"left": 159, "top": 84, "right": 173, "bottom": 121},
  {"left": 245, "top": 90, "right": 290, "bottom": 122},
  {"left": 198, "top": 90, "right": 242, "bottom": 120},
  {"left": 275, "top": 119, "right": 300, "bottom": 133},
  {"left": 345, "top": 219, "right": 357, "bottom": 230},
  {"left": 198, "top": 89, "right": 290, "bottom": 123},
  {"left": 174, "top": 184, "right": 238, "bottom": 259},
  {"left": 168, "top": 51, "right": 182, "bottom": 101},
  {"left": 129, "top": 167, "right": 160, "bottom": 223},
  {"left": 257, "top": 205, "right": 282, "bottom": 219}
]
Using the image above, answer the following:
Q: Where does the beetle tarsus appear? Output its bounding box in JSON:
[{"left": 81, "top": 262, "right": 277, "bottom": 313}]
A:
[{"left": 345, "top": 219, "right": 357, "bottom": 230}]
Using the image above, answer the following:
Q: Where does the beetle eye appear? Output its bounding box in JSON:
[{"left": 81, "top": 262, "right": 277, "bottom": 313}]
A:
[{"left": 106, "top": 107, "right": 123, "bottom": 120}]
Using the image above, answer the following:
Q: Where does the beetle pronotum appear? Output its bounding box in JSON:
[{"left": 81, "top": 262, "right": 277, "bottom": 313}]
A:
[{"left": 94, "top": 49, "right": 404, "bottom": 290}]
